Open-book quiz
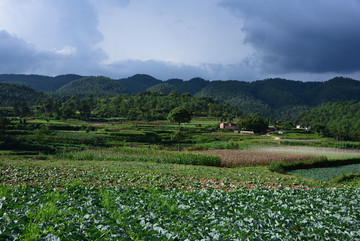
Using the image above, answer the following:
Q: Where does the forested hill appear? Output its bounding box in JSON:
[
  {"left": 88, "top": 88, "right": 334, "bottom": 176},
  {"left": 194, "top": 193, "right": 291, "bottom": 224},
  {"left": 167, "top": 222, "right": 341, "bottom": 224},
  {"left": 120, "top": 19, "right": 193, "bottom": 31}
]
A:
[
  {"left": 118, "top": 74, "right": 162, "bottom": 93},
  {"left": 0, "top": 74, "right": 82, "bottom": 91},
  {"left": 54, "top": 76, "right": 127, "bottom": 98},
  {"left": 1, "top": 73, "right": 359, "bottom": 118},
  {"left": 287, "top": 101, "right": 360, "bottom": 141},
  {"left": 0, "top": 83, "right": 46, "bottom": 105},
  {"left": 196, "top": 77, "right": 360, "bottom": 118}
]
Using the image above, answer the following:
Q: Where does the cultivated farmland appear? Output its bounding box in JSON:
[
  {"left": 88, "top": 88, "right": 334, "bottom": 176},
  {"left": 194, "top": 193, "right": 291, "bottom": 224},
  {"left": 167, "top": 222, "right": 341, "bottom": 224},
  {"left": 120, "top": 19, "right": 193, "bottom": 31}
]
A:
[
  {"left": 195, "top": 149, "right": 316, "bottom": 167},
  {"left": 1, "top": 186, "right": 359, "bottom": 240},
  {"left": 255, "top": 146, "right": 360, "bottom": 160},
  {"left": 1, "top": 118, "right": 360, "bottom": 240}
]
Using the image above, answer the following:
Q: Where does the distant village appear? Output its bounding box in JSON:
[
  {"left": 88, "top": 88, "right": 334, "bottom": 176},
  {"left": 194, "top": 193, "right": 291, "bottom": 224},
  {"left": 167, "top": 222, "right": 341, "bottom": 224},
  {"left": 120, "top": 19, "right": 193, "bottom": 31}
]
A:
[{"left": 219, "top": 122, "right": 311, "bottom": 134}]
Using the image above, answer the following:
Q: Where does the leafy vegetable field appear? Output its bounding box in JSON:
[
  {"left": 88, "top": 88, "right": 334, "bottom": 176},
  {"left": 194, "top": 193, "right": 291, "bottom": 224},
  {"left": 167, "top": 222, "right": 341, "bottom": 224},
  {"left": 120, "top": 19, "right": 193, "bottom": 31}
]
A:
[
  {"left": 287, "top": 163, "right": 360, "bottom": 181},
  {"left": 1, "top": 186, "right": 359, "bottom": 240}
]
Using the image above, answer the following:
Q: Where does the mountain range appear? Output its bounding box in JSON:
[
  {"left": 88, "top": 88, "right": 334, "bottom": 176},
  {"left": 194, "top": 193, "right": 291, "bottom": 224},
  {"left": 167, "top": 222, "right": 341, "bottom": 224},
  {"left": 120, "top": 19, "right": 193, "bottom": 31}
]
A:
[{"left": 1, "top": 74, "right": 359, "bottom": 119}]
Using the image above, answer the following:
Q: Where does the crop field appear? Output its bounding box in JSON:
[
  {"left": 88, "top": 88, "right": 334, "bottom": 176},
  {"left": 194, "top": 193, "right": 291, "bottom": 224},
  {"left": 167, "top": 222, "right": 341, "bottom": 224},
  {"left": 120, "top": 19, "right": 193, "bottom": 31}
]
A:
[
  {"left": 56, "top": 148, "right": 222, "bottom": 167},
  {"left": 254, "top": 146, "right": 360, "bottom": 160},
  {"left": 0, "top": 157, "right": 314, "bottom": 190},
  {"left": 1, "top": 118, "right": 360, "bottom": 240},
  {"left": 287, "top": 163, "right": 360, "bottom": 181},
  {"left": 1, "top": 148, "right": 360, "bottom": 240},
  {"left": 195, "top": 149, "right": 316, "bottom": 167},
  {"left": 1, "top": 186, "right": 359, "bottom": 240}
]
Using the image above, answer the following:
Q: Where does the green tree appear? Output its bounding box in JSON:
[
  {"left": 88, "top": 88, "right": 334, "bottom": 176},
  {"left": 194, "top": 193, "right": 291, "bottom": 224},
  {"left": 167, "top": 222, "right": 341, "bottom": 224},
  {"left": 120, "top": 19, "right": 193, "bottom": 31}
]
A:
[
  {"left": 167, "top": 107, "right": 192, "bottom": 151},
  {"left": 13, "top": 101, "right": 31, "bottom": 116},
  {"left": 171, "top": 130, "right": 186, "bottom": 152},
  {"left": 0, "top": 116, "right": 12, "bottom": 146},
  {"left": 167, "top": 107, "right": 192, "bottom": 130},
  {"left": 79, "top": 99, "right": 91, "bottom": 120},
  {"left": 238, "top": 113, "right": 269, "bottom": 133},
  {"left": 0, "top": 116, "right": 10, "bottom": 133}
]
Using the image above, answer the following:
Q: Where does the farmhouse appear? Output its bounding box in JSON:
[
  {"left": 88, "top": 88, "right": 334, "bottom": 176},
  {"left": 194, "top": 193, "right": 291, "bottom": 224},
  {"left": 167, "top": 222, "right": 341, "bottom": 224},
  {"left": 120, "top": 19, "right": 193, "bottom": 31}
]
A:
[
  {"left": 267, "top": 126, "right": 277, "bottom": 132},
  {"left": 219, "top": 122, "right": 240, "bottom": 130},
  {"left": 296, "top": 125, "right": 311, "bottom": 131},
  {"left": 240, "top": 130, "right": 255, "bottom": 134}
]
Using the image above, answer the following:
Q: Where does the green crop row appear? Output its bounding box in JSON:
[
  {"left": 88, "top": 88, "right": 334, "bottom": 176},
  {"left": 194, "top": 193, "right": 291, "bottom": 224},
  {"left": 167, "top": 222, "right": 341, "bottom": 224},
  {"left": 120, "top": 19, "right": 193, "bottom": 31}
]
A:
[
  {"left": 0, "top": 186, "right": 359, "bottom": 240},
  {"left": 268, "top": 156, "right": 360, "bottom": 173},
  {"left": 57, "top": 148, "right": 222, "bottom": 167}
]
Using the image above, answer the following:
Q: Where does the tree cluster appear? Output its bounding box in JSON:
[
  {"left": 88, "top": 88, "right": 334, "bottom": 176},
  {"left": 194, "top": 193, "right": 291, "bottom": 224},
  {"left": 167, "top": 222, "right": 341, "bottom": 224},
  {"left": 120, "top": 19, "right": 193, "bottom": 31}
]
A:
[
  {"left": 237, "top": 114, "right": 269, "bottom": 133},
  {"left": 290, "top": 101, "right": 360, "bottom": 141},
  {"left": 0, "top": 83, "right": 45, "bottom": 106},
  {"left": 36, "top": 92, "right": 241, "bottom": 121},
  {"left": 36, "top": 96, "right": 95, "bottom": 120}
]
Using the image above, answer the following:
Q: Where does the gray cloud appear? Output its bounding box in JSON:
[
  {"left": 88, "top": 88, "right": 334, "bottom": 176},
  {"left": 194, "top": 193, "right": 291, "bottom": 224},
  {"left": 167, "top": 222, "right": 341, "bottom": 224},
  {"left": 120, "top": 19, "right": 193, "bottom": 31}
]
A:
[
  {"left": 0, "top": 30, "right": 106, "bottom": 76},
  {"left": 0, "top": 31, "right": 47, "bottom": 73},
  {"left": 0, "top": 23, "right": 257, "bottom": 80},
  {"left": 220, "top": 0, "right": 360, "bottom": 74},
  {"left": 104, "top": 59, "right": 258, "bottom": 81},
  {"left": 0, "top": 0, "right": 107, "bottom": 75},
  {"left": 0, "top": 30, "right": 257, "bottom": 81},
  {"left": 2, "top": 0, "right": 359, "bottom": 81}
]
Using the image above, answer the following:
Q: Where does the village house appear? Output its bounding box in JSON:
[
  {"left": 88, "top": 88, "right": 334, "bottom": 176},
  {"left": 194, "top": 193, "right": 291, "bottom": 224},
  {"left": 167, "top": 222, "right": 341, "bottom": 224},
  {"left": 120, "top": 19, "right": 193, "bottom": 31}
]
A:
[
  {"left": 239, "top": 130, "right": 255, "bottom": 134},
  {"left": 296, "top": 125, "right": 311, "bottom": 131},
  {"left": 267, "top": 126, "right": 277, "bottom": 133},
  {"left": 219, "top": 122, "right": 240, "bottom": 130}
]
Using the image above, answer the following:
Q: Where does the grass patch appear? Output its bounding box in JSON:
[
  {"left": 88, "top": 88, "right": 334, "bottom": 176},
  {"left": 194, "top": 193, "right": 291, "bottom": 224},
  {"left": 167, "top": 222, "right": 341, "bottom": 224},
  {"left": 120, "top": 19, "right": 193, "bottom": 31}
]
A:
[
  {"left": 268, "top": 155, "right": 360, "bottom": 183},
  {"left": 330, "top": 173, "right": 360, "bottom": 187},
  {"left": 279, "top": 140, "right": 360, "bottom": 149},
  {"left": 56, "top": 148, "right": 222, "bottom": 167},
  {"left": 256, "top": 146, "right": 360, "bottom": 160},
  {"left": 268, "top": 156, "right": 360, "bottom": 173}
]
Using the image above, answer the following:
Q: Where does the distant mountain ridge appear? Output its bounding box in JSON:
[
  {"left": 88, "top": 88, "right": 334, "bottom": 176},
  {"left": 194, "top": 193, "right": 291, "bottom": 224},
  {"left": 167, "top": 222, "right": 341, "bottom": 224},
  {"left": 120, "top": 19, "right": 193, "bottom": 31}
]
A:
[
  {"left": 0, "top": 74, "right": 359, "bottom": 119},
  {"left": 196, "top": 77, "right": 360, "bottom": 118},
  {"left": 0, "top": 82, "right": 46, "bottom": 104},
  {"left": 0, "top": 74, "right": 82, "bottom": 91},
  {"left": 118, "top": 74, "right": 162, "bottom": 93},
  {"left": 55, "top": 76, "right": 127, "bottom": 98}
]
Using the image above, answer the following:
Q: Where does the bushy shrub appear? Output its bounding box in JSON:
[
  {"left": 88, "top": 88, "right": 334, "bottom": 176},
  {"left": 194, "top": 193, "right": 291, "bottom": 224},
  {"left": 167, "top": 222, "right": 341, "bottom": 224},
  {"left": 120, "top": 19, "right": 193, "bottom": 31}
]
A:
[
  {"left": 185, "top": 144, "right": 209, "bottom": 151},
  {"left": 268, "top": 162, "right": 285, "bottom": 173},
  {"left": 225, "top": 141, "right": 240, "bottom": 149}
]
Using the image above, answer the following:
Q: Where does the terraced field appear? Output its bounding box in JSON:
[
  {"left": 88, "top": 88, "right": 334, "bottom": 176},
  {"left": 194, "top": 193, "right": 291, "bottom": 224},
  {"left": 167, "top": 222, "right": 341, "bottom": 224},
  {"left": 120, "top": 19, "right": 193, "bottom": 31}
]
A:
[{"left": 1, "top": 145, "right": 360, "bottom": 240}]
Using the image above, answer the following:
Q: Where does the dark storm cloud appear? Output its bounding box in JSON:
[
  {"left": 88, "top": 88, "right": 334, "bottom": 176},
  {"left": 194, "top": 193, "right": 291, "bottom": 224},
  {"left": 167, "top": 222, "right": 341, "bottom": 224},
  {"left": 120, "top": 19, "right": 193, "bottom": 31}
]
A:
[
  {"left": 0, "top": 31, "right": 47, "bottom": 73},
  {"left": 220, "top": 0, "right": 360, "bottom": 73},
  {"left": 0, "top": 30, "right": 253, "bottom": 81}
]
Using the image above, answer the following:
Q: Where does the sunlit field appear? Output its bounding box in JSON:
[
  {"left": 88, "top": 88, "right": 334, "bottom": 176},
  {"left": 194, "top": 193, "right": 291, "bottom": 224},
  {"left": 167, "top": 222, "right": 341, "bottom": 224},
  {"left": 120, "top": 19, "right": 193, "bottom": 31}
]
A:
[
  {"left": 1, "top": 118, "right": 360, "bottom": 239},
  {"left": 254, "top": 146, "right": 360, "bottom": 160},
  {"left": 195, "top": 149, "right": 316, "bottom": 166}
]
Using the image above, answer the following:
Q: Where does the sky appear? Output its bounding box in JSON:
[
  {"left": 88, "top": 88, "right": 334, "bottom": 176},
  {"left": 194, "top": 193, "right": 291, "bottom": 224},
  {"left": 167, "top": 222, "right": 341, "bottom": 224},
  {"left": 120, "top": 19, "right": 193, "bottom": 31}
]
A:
[{"left": 0, "top": 0, "right": 360, "bottom": 81}]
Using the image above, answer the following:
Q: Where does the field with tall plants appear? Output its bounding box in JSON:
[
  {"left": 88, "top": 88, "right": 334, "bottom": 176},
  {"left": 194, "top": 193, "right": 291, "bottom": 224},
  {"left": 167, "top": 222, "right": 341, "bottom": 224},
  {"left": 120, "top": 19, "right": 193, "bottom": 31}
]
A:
[{"left": 1, "top": 118, "right": 360, "bottom": 240}]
